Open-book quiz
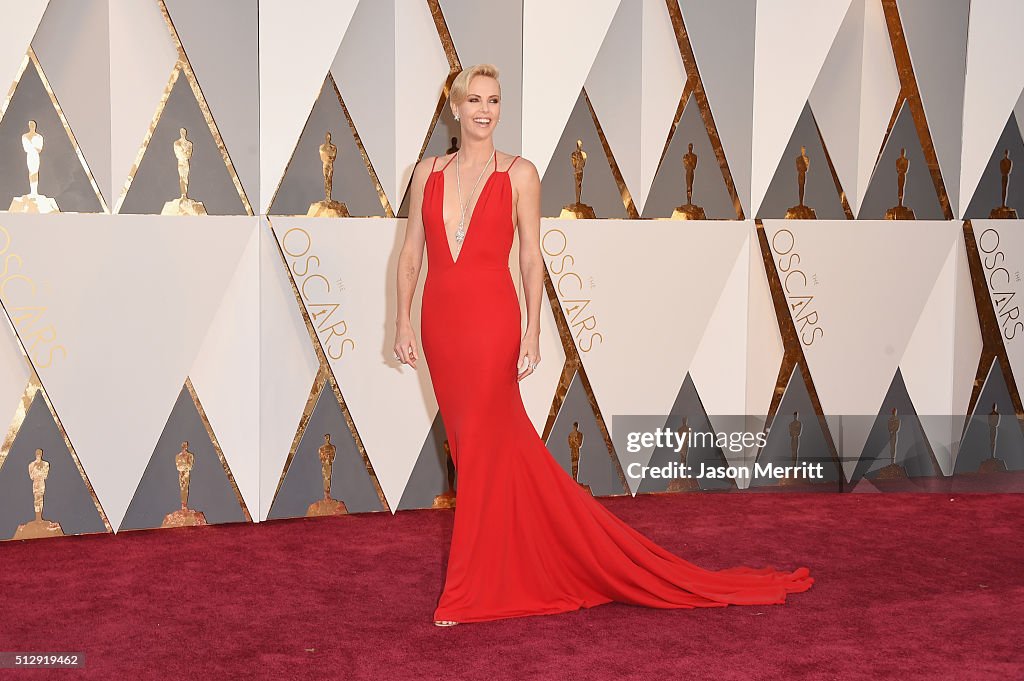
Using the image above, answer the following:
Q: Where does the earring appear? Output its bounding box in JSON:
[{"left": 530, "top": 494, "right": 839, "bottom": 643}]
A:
[{"left": 454, "top": 113, "right": 460, "bottom": 121}]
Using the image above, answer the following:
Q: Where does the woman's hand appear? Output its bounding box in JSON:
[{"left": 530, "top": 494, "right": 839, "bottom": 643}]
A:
[
  {"left": 394, "top": 322, "right": 419, "bottom": 369},
  {"left": 517, "top": 332, "right": 540, "bottom": 382}
]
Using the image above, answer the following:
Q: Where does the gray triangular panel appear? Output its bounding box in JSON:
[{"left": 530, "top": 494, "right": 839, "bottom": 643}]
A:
[
  {"left": 637, "top": 373, "right": 735, "bottom": 492},
  {"left": 0, "top": 61, "right": 102, "bottom": 213},
  {"left": 642, "top": 95, "right": 735, "bottom": 219},
  {"left": 956, "top": 357, "right": 1024, "bottom": 473},
  {"left": 269, "top": 76, "right": 385, "bottom": 217},
  {"left": 540, "top": 90, "right": 627, "bottom": 219},
  {"left": 858, "top": 101, "right": 944, "bottom": 220},
  {"left": 0, "top": 390, "right": 106, "bottom": 538},
  {"left": 119, "top": 69, "right": 245, "bottom": 215},
  {"left": 165, "top": 0, "right": 260, "bottom": 208},
  {"left": 756, "top": 102, "right": 847, "bottom": 219},
  {"left": 850, "top": 368, "right": 944, "bottom": 484},
  {"left": 120, "top": 384, "right": 247, "bottom": 530},
  {"left": 964, "top": 112, "right": 1024, "bottom": 219},
  {"left": 545, "top": 371, "right": 624, "bottom": 496},
  {"left": 396, "top": 412, "right": 456, "bottom": 511},
  {"left": 751, "top": 366, "right": 842, "bottom": 490},
  {"left": 268, "top": 382, "right": 384, "bottom": 518}
]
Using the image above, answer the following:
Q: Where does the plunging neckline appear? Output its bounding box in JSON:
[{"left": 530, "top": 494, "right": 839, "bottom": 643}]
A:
[{"left": 435, "top": 169, "right": 505, "bottom": 266}]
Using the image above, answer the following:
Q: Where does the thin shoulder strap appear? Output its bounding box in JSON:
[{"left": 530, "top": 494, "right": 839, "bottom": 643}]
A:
[
  {"left": 507, "top": 155, "right": 521, "bottom": 171},
  {"left": 430, "top": 156, "right": 437, "bottom": 172},
  {"left": 439, "top": 153, "right": 457, "bottom": 171}
]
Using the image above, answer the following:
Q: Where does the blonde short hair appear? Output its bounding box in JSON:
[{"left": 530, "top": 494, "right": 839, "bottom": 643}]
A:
[{"left": 450, "top": 64, "right": 500, "bottom": 107}]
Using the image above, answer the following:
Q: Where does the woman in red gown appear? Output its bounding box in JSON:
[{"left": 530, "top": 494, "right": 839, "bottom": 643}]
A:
[{"left": 394, "top": 64, "right": 812, "bottom": 626}]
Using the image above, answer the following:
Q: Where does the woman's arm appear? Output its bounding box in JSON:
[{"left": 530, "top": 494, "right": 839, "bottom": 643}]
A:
[
  {"left": 394, "top": 158, "right": 432, "bottom": 368},
  {"left": 514, "top": 159, "right": 544, "bottom": 381}
]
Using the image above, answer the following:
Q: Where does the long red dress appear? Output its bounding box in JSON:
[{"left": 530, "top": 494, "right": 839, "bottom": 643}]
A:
[{"left": 419, "top": 152, "right": 813, "bottom": 624}]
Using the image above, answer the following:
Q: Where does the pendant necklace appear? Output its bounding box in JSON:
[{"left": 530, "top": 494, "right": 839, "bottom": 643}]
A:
[{"left": 454, "top": 149, "right": 495, "bottom": 246}]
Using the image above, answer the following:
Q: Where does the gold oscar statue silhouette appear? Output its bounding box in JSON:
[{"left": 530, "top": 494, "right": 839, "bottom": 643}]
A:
[
  {"left": 161, "top": 441, "right": 209, "bottom": 527},
  {"left": 9, "top": 121, "right": 60, "bottom": 214},
  {"left": 665, "top": 419, "right": 700, "bottom": 492},
  {"left": 307, "top": 434, "right": 349, "bottom": 516},
  {"left": 671, "top": 144, "right": 707, "bottom": 220},
  {"left": 446, "top": 136, "right": 460, "bottom": 155},
  {"left": 567, "top": 422, "right": 592, "bottom": 494},
  {"left": 432, "top": 439, "right": 457, "bottom": 509},
  {"left": 990, "top": 150, "right": 1018, "bottom": 219},
  {"left": 161, "top": 128, "right": 208, "bottom": 215},
  {"left": 876, "top": 408, "right": 908, "bottom": 480},
  {"left": 885, "top": 149, "right": 915, "bottom": 220},
  {"left": 785, "top": 146, "right": 816, "bottom": 219},
  {"left": 12, "top": 449, "right": 65, "bottom": 539},
  {"left": 560, "top": 139, "right": 597, "bottom": 219},
  {"left": 780, "top": 412, "right": 804, "bottom": 487},
  {"left": 307, "top": 132, "right": 350, "bottom": 217},
  {"left": 978, "top": 403, "right": 1007, "bottom": 474}
]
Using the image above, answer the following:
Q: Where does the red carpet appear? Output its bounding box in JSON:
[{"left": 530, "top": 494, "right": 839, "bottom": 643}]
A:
[{"left": 0, "top": 492, "right": 1021, "bottom": 680}]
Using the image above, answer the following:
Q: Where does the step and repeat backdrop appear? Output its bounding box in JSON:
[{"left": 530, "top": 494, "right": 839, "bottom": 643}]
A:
[{"left": 0, "top": 0, "right": 1022, "bottom": 542}]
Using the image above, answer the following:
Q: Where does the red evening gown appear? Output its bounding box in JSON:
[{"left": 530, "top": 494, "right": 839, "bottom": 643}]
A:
[{"left": 419, "top": 152, "right": 813, "bottom": 624}]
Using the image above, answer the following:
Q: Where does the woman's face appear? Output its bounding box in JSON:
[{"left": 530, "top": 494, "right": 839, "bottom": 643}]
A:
[{"left": 453, "top": 75, "right": 500, "bottom": 138}]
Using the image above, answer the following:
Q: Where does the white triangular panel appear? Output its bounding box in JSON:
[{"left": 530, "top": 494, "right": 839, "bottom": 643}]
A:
[
  {"left": 745, "top": 224, "right": 784, "bottom": 418},
  {"left": 856, "top": 0, "right": 901, "bottom": 214},
  {"left": 678, "top": 0, "right": 756, "bottom": 217},
  {"left": 0, "top": 321, "right": 30, "bottom": 423},
  {"left": 259, "top": 0, "right": 358, "bottom": 213},
  {"left": 959, "top": 0, "right": 1024, "bottom": 218},
  {"left": 762, "top": 219, "right": 956, "bottom": 460},
  {"left": 689, "top": 233, "right": 749, "bottom": 466},
  {"left": 272, "top": 218, "right": 438, "bottom": 512},
  {"left": 639, "top": 0, "right": 686, "bottom": 213},
  {"left": 394, "top": 1, "right": 450, "bottom": 212},
  {"left": 974, "top": 220, "right": 1024, "bottom": 396},
  {"left": 586, "top": 1, "right": 642, "bottom": 212},
  {"left": 897, "top": 0, "right": 969, "bottom": 216},
  {"left": 0, "top": 0, "right": 48, "bottom": 113},
  {"left": 899, "top": 238, "right": 958, "bottom": 472},
  {"left": 331, "top": 0, "right": 396, "bottom": 213},
  {"left": 523, "top": 0, "right": 620, "bottom": 179},
  {"left": 108, "top": 0, "right": 179, "bottom": 208},
  {"left": 808, "top": 0, "right": 864, "bottom": 213},
  {"left": 0, "top": 214, "right": 252, "bottom": 530},
  {"left": 751, "top": 0, "right": 852, "bottom": 215},
  {"left": 166, "top": 0, "right": 259, "bottom": 208},
  {"left": 31, "top": 0, "right": 112, "bottom": 209},
  {"left": 547, "top": 219, "right": 749, "bottom": 472},
  {"left": 259, "top": 220, "right": 320, "bottom": 520},
  {"left": 188, "top": 222, "right": 260, "bottom": 517}
]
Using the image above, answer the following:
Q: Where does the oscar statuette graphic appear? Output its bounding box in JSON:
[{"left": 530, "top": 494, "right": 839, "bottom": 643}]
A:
[
  {"left": 671, "top": 144, "right": 707, "bottom": 220},
  {"left": 307, "top": 132, "right": 350, "bottom": 217},
  {"left": 161, "top": 441, "right": 209, "bottom": 527},
  {"left": 307, "top": 434, "right": 348, "bottom": 516},
  {"left": 446, "top": 136, "right": 460, "bottom": 155},
  {"left": 781, "top": 412, "right": 804, "bottom": 486},
  {"left": 12, "top": 449, "right": 65, "bottom": 539},
  {"left": 568, "top": 422, "right": 592, "bottom": 494},
  {"left": 785, "top": 146, "right": 816, "bottom": 219},
  {"left": 885, "top": 149, "right": 915, "bottom": 220},
  {"left": 990, "top": 150, "right": 1018, "bottom": 219},
  {"left": 978, "top": 404, "right": 1007, "bottom": 474},
  {"left": 161, "top": 128, "right": 208, "bottom": 215},
  {"left": 876, "top": 408, "right": 908, "bottom": 480},
  {"left": 559, "top": 139, "right": 597, "bottom": 219},
  {"left": 432, "top": 439, "right": 457, "bottom": 509},
  {"left": 665, "top": 419, "right": 699, "bottom": 493},
  {"left": 8, "top": 121, "right": 60, "bottom": 214}
]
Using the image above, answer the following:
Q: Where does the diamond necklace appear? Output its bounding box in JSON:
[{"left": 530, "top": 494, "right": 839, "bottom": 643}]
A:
[{"left": 454, "top": 149, "right": 495, "bottom": 245}]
